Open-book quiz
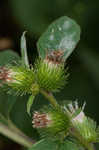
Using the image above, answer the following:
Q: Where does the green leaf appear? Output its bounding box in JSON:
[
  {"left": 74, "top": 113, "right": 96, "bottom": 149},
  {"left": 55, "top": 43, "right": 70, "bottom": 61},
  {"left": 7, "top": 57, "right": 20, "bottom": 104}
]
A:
[
  {"left": 27, "top": 95, "right": 35, "bottom": 116},
  {"left": 10, "top": 95, "right": 39, "bottom": 139},
  {"left": 37, "top": 16, "right": 81, "bottom": 61},
  {"left": 0, "top": 114, "right": 8, "bottom": 125},
  {"left": 28, "top": 139, "right": 81, "bottom": 150},
  {"left": 60, "top": 140, "right": 80, "bottom": 150},
  {"left": 0, "top": 94, "right": 17, "bottom": 118},
  {"left": 0, "top": 50, "right": 20, "bottom": 65},
  {"left": 21, "top": 31, "right": 29, "bottom": 68},
  {"left": 28, "top": 139, "right": 58, "bottom": 150}
]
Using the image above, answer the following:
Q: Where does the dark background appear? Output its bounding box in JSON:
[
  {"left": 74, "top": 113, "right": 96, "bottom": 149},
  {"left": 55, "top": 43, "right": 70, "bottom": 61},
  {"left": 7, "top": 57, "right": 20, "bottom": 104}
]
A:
[{"left": 0, "top": 0, "right": 99, "bottom": 149}]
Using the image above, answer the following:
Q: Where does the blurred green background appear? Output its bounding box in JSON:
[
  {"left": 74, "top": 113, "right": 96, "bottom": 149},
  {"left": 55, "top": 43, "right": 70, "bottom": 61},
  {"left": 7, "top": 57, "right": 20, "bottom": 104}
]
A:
[{"left": 0, "top": 0, "right": 99, "bottom": 149}]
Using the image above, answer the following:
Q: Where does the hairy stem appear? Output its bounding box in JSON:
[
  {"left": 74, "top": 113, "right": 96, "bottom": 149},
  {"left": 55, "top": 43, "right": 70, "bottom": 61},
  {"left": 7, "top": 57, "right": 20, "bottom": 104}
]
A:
[
  {"left": 0, "top": 122, "right": 35, "bottom": 148},
  {"left": 40, "top": 90, "right": 58, "bottom": 107}
]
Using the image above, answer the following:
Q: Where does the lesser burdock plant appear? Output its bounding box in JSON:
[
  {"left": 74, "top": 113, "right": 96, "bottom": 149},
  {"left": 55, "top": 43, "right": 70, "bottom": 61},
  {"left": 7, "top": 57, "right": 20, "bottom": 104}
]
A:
[{"left": 0, "top": 16, "right": 99, "bottom": 150}]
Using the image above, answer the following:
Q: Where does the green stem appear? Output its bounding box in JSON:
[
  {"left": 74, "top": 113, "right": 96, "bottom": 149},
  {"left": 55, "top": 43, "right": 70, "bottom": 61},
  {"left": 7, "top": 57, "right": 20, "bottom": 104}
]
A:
[
  {"left": 0, "top": 122, "right": 35, "bottom": 148},
  {"left": 40, "top": 90, "right": 58, "bottom": 107}
]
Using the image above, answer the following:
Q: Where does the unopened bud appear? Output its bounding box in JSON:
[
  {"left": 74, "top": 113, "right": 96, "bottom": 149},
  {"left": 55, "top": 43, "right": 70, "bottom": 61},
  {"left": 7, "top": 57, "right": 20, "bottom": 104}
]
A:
[
  {"left": 66, "top": 101, "right": 99, "bottom": 143},
  {"left": 32, "top": 106, "right": 70, "bottom": 137},
  {"left": 0, "top": 65, "right": 39, "bottom": 96},
  {"left": 35, "top": 59, "right": 68, "bottom": 92}
]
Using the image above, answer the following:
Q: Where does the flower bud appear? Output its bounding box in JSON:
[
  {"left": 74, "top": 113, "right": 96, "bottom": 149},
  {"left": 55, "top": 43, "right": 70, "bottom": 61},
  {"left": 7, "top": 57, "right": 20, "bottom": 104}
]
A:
[
  {"left": 35, "top": 56, "right": 68, "bottom": 92},
  {"left": 32, "top": 106, "right": 70, "bottom": 137},
  {"left": 65, "top": 101, "right": 99, "bottom": 143},
  {"left": 0, "top": 65, "right": 39, "bottom": 96}
]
